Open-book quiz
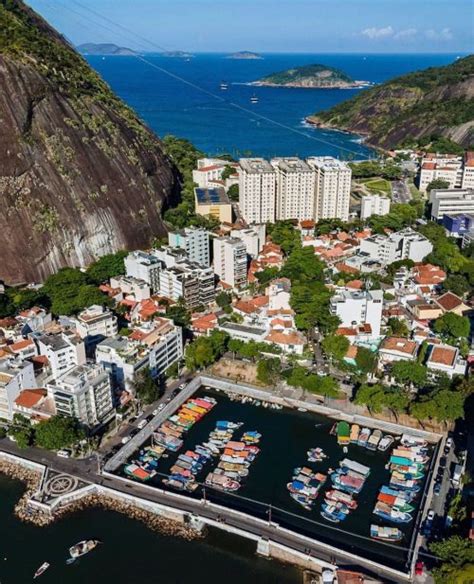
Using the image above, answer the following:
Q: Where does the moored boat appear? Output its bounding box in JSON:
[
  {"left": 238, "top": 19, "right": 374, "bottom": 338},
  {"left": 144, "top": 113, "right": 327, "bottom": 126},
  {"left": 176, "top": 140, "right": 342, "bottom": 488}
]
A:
[
  {"left": 350, "top": 424, "right": 360, "bottom": 443},
  {"left": 358, "top": 427, "right": 371, "bottom": 447},
  {"left": 370, "top": 525, "right": 403, "bottom": 542},
  {"left": 325, "top": 489, "right": 358, "bottom": 509},
  {"left": 67, "top": 539, "right": 101, "bottom": 563},
  {"left": 373, "top": 502, "right": 412, "bottom": 524},
  {"left": 378, "top": 435, "right": 395, "bottom": 452},
  {"left": 367, "top": 429, "right": 382, "bottom": 451},
  {"left": 336, "top": 421, "right": 350, "bottom": 445},
  {"left": 290, "top": 492, "right": 313, "bottom": 510},
  {"left": 33, "top": 562, "right": 50, "bottom": 579},
  {"left": 340, "top": 458, "right": 371, "bottom": 478},
  {"left": 321, "top": 503, "right": 347, "bottom": 523}
]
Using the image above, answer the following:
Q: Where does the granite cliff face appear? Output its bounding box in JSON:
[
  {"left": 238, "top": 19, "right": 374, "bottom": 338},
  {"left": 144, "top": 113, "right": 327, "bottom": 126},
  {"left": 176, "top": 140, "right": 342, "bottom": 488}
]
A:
[
  {"left": 308, "top": 55, "right": 474, "bottom": 149},
  {"left": 0, "top": 0, "right": 178, "bottom": 284}
]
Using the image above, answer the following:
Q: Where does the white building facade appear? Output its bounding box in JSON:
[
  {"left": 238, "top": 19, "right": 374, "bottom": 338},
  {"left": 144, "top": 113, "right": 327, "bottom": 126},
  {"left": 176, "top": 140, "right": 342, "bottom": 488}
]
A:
[
  {"left": 307, "top": 156, "right": 352, "bottom": 222},
  {"left": 272, "top": 157, "right": 315, "bottom": 221},
  {"left": 429, "top": 188, "right": 474, "bottom": 220},
  {"left": 35, "top": 331, "right": 86, "bottom": 380},
  {"left": 168, "top": 227, "right": 210, "bottom": 267},
  {"left": 359, "top": 229, "right": 433, "bottom": 265},
  {"left": 125, "top": 251, "right": 161, "bottom": 293},
  {"left": 330, "top": 289, "right": 383, "bottom": 338},
  {"left": 213, "top": 237, "right": 247, "bottom": 289},
  {"left": 360, "top": 194, "right": 391, "bottom": 220},
  {"left": 239, "top": 158, "right": 276, "bottom": 224},
  {"left": 0, "top": 359, "right": 37, "bottom": 421}
]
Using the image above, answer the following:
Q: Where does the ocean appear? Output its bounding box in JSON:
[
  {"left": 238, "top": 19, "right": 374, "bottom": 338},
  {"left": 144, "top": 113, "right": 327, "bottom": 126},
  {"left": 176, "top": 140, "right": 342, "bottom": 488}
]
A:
[
  {"left": 86, "top": 52, "right": 461, "bottom": 159},
  {"left": 0, "top": 475, "right": 300, "bottom": 584}
]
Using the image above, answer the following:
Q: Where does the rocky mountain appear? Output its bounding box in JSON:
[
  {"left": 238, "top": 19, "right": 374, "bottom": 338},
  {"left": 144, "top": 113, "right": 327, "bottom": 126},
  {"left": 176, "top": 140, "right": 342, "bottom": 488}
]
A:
[
  {"left": 77, "top": 43, "right": 137, "bottom": 56},
  {"left": 254, "top": 64, "right": 365, "bottom": 88},
  {"left": 307, "top": 55, "right": 474, "bottom": 149},
  {"left": 0, "top": 0, "right": 178, "bottom": 284}
]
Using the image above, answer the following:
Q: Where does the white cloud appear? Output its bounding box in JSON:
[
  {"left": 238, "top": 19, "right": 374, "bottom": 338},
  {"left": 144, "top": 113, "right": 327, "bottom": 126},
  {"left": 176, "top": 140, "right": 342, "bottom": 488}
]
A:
[
  {"left": 394, "top": 28, "right": 417, "bottom": 40},
  {"left": 425, "top": 27, "right": 453, "bottom": 41},
  {"left": 361, "top": 26, "right": 394, "bottom": 40}
]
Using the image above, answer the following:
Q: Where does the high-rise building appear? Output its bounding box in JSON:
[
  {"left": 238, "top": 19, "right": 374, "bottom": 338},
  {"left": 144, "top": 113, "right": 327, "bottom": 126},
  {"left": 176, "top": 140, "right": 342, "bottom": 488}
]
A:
[
  {"left": 307, "top": 156, "right": 352, "bottom": 222},
  {"left": 330, "top": 289, "right": 383, "bottom": 338},
  {"left": 34, "top": 330, "right": 86, "bottom": 380},
  {"left": 429, "top": 188, "right": 474, "bottom": 220},
  {"left": 168, "top": 227, "right": 210, "bottom": 266},
  {"left": 272, "top": 157, "right": 315, "bottom": 221},
  {"left": 125, "top": 251, "right": 161, "bottom": 293},
  {"left": 213, "top": 237, "right": 248, "bottom": 289},
  {"left": 360, "top": 194, "right": 391, "bottom": 220},
  {"left": 230, "top": 224, "right": 266, "bottom": 258},
  {"left": 239, "top": 158, "right": 276, "bottom": 224}
]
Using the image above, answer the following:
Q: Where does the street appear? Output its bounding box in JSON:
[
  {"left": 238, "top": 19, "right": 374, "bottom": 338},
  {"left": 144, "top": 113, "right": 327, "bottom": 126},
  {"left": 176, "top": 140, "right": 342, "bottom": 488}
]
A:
[{"left": 392, "top": 179, "right": 412, "bottom": 204}]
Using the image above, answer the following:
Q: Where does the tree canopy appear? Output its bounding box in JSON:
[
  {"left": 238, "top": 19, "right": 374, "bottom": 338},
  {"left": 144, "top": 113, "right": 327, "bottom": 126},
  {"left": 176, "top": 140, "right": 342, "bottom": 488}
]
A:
[
  {"left": 34, "top": 416, "right": 85, "bottom": 450},
  {"left": 391, "top": 360, "right": 428, "bottom": 387},
  {"left": 321, "top": 334, "right": 349, "bottom": 361},
  {"left": 185, "top": 330, "right": 229, "bottom": 371},
  {"left": 434, "top": 312, "right": 470, "bottom": 340},
  {"left": 86, "top": 250, "right": 127, "bottom": 284}
]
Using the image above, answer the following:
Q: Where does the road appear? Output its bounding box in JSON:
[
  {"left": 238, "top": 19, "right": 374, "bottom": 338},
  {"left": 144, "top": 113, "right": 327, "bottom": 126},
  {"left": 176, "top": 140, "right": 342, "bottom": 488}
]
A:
[{"left": 392, "top": 179, "right": 412, "bottom": 204}]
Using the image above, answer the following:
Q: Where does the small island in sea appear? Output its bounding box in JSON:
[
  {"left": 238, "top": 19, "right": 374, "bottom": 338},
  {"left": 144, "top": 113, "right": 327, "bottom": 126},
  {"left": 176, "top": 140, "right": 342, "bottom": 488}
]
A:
[
  {"left": 226, "top": 51, "right": 263, "bottom": 60},
  {"left": 162, "top": 51, "right": 195, "bottom": 59},
  {"left": 252, "top": 63, "right": 370, "bottom": 88},
  {"left": 77, "top": 43, "right": 137, "bottom": 56}
]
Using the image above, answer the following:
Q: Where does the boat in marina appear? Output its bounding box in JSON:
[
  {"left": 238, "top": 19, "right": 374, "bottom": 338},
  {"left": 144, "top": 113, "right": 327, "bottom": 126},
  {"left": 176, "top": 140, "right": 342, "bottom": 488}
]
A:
[
  {"left": 205, "top": 472, "right": 240, "bottom": 492},
  {"left": 33, "top": 562, "right": 50, "bottom": 579},
  {"left": 373, "top": 502, "right": 412, "bottom": 524},
  {"left": 358, "top": 427, "right": 371, "bottom": 447},
  {"left": 370, "top": 525, "right": 403, "bottom": 542},
  {"left": 380, "top": 485, "right": 415, "bottom": 501},
  {"left": 322, "top": 500, "right": 350, "bottom": 515},
  {"left": 389, "top": 479, "right": 421, "bottom": 493},
  {"left": 336, "top": 421, "right": 350, "bottom": 445},
  {"left": 378, "top": 435, "right": 395, "bottom": 452},
  {"left": 216, "top": 421, "right": 242, "bottom": 430},
  {"left": 124, "top": 464, "right": 155, "bottom": 482},
  {"left": 321, "top": 503, "right": 347, "bottom": 523},
  {"left": 67, "top": 540, "right": 101, "bottom": 564},
  {"left": 290, "top": 492, "right": 313, "bottom": 510},
  {"left": 400, "top": 434, "right": 427, "bottom": 448},
  {"left": 241, "top": 431, "right": 261, "bottom": 444},
  {"left": 367, "top": 429, "right": 382, "bottom": 451},
  {"left": 331, "top": 472, "right": 364, "bottom": 494},
  {"left": 340, "top": 458, "right": 370, "bottom": 478},
  {"left": 377, "top": 493, "right": 415, "bottom": 513},
  {"left": 325, "top": 489, "right": 358, "bottom": 509},
  {"left": 307, "top": 447, "right": 327, "bottom": 462},
  {"left": 350, "top": 424, "right": 360, "bottom": 443}
]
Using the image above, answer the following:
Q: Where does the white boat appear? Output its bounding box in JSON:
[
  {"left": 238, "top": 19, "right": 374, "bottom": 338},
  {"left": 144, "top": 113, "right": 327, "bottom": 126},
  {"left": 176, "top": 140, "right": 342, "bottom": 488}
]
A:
[
  {"left": 34, "top": 562, "right": 50, "bottom": 579},
  {"left": 340, "top": 458, "right": 370, "bottom": 478},
  {"left": 67, "top": 540, "right": 101, "bottom": 564},
  {"left": 378, "top": 435, "right": 394, "bottom": 451}
]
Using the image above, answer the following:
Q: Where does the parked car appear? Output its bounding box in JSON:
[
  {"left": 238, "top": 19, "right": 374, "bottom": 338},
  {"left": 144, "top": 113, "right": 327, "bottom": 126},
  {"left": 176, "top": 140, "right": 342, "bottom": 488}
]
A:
[
  {"left": 121, "top": 436, "right": 131, "bottom": 445},
  {"left": 445, "top": 437, "right": 453, "bottom": 452},
  {"left": 56, "top": 449, "right": 71, "bottom": 458},
  {"left": 415, "top": 561, "right": 424, "bottom": 576},
  {"left": 427, "top": 509, "right": 435, "bottom": 522},
  {"left": 178, "top": 383, "right": 186, "bottom": 390},
  {"left": 145, "top": 415, "right": 153, "bottom": 423},
  {"left": 130, "top": 429, "right": 140, "bottom": 437},
  {"left": 137, "top": 419, "right": 147, "bottom": 430},
  {"left": 433, "top": 482, "right": 442, "bottom": 496}
]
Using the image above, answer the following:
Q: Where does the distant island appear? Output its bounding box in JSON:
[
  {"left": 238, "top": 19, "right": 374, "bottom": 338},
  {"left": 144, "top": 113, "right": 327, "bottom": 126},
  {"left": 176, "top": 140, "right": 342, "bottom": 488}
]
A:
[
  {"left": 226, "top": 51, "right": 263, "bottom": 60},
  {"left": 253, "top": 64, "right": 370, "bottom": 88},
  {"left": 162, "top": 51, "right": 195, "bottom": 59},
  {"left": 77, "top": 43, "right": 137, "bottom": 56}
]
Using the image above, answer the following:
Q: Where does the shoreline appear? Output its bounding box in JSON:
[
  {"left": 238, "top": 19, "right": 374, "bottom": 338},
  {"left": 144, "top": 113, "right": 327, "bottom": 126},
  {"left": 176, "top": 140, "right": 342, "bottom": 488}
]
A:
[
  {"left": 0, "top": 459, "right": 202, "bottom": 540},
  {"left": 249, "top": 81, "right": 372, "bottom": 89}
]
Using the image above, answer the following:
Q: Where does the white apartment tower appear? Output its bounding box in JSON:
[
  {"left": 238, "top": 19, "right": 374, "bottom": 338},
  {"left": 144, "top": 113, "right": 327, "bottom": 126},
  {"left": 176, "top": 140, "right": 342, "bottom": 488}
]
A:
[
  {"left": 307, "top": 156, "right": 352, "bottom": 222},
  {"left": 125, "top": 251, "right": 161, "bottom": 293},
  {"left": 239, "top": 158, "right": 276, "bottom": 224},
  {"left": 168, "top": 227, "right": 210, "bottom": 266},
  {"left": 213, "top": 237, "right": 247, "bottom": 289},
  {"left": 330, "top": 289, "right": 383, "bottom": 338},
  {"left": 272, "top": 158, "right": 315, "bottom": 221},
  {"left": 360, "top": 194, "right": 391, "bottom": 220}
]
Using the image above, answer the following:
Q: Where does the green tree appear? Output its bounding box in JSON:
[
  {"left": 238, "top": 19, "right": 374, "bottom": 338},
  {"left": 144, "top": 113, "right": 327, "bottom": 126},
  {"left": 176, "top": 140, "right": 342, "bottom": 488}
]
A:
[
  {"left": 442, "top": 274, "right": 470, "bottom": 297},
  {"left": 266, "top": 221, "right": 300, "bottom": 254},
  {"left": 86, "top": 251, "right": 127, "bottom": 284},
  {"left": 227, "top": 183, "right": 239, "bottom": 201},
  {"left": 321, "top": 334, "right": 349, "bottom": 361},
  {"left": 426, "top": 178, "right": 450, "bottom": 192},
  {"left": 256, "top": 358, "right": 281, "bottom": 385},
  {"left": 10, "top": 428, "right": 33, "bottom": 449},
  {"left": 185, "top": 330, "right": 229, "bottom": 371},
  {"left": 430, "top": 536, "right": 474, "bottom": 583},
  {"left": 391, "top": 360, "right": 428, "bottom": 387},
  {"left": 132, "top": 368, "right": 161, "bottom": 405},
  {"left": 387, "top": 317, "right": 409, "bottom": 337},
  {"left": 221, "top": 165, "right": 235, "bottom": 181},
  {"left": 34, "top": 416, "right": 85, "bottom": 450},
  {"left": 355, "top": 347, "right": 376, "bottom": 375},
  {"left": 166, "top": 304, "right": 190, "bottom": 328},
  {"left": 434, "top": 312, "right": 470, "bottom": 340},
  {"left": 215, "top": 292, "right": 232, "bottom": 309},
  {"left": 354, "top": 383, "right": 387, "bottom": 413}
]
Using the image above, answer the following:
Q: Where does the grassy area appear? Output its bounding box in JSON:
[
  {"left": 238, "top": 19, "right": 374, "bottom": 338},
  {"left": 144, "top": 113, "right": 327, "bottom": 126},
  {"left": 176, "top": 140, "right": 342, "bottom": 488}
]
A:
[
  {"left": 409, "top": 183, "right": 424, "bottom": 200},
  {"left": 359, "top": 177, "right": 392, "bottom": 195}
]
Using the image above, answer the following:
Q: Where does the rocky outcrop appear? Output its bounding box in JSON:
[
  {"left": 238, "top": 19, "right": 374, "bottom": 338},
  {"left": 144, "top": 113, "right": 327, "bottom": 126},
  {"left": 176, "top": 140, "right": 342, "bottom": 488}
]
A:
[
  {"left": 308, "top": 55, "right": 474, "bottom": 149},
  {"left": 0, "top": 0, "right": 178, "bottom": 284}
]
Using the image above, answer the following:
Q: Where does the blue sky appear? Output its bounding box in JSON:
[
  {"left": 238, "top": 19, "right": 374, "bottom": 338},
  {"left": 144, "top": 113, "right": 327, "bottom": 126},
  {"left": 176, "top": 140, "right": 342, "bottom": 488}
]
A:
[{"left": 27, "top": 0, "right": 473, "bottom": 53}]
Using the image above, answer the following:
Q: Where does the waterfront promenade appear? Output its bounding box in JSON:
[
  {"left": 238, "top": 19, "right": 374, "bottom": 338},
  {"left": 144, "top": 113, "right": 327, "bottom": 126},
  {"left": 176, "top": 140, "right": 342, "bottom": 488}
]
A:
[{"left": 0, "top": 374, "right": 444, "bottom": 583}]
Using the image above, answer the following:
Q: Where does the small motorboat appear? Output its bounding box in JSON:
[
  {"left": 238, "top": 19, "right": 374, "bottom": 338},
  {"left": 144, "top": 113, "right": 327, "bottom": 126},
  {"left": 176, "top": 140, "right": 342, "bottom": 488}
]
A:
[
  {"left": 220, "top": 81, "right": 229, "bottom": 90},
  {"left": 67, "top": 540, "right": 101, "bottom": 564},
  {"left": 33, "top": 562, "right": 50, "bottom": 579},
  {"left": 250, "top": 94, "right": 259, "bottom": 104}
]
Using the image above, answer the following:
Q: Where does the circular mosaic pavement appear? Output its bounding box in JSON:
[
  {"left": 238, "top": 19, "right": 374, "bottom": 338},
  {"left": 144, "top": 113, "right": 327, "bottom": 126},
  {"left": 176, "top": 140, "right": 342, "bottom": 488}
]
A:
[{"left": 45, "top": 474, "right": 79, "bottom": 497}]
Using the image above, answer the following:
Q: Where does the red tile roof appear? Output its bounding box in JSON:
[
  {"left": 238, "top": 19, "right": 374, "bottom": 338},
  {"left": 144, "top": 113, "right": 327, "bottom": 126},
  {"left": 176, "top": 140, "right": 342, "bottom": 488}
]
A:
[
  {"left": 9, "top": 339, "right": 34, "bottom": 352},
  {"left": 380, "top": 336, "right": 418, "bottom": 356},
  {"left": 15, "top": 389, "right": 46, "bottom": 409},
  {"left": 436, "top": 292, "right": 464, "bottom": 312},
  {"left": 429, "top": 346, "right": 456, "bottom": 366},
  {"left": 265, "top": 330, "right": 304, "bottom": 346}
]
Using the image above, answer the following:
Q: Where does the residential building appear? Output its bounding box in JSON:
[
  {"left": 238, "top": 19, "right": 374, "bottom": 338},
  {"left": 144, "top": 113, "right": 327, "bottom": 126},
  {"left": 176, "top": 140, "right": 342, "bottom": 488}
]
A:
[
  {"left": 110, "top": 275, "right": 151, "bottom": 302},
  {"left": 192, "top": 158, "right": 238, "bottom": 188},
  {"left": 46, "top": 363, "right": 114, "bottom": 429},
  {"left": 272, "top": 157, "right": 315, "bottom": 221},
  {"left": 96, "top": 318, "right": 183, "bottom": 393},
  {"left": 230, "top": 224, "right": 266, "bottom": 258},
  {"left": 239, "top": 158, "right": 276, "bottom": 224},
  {"left": 463, "top": 152, "right": 474, "bottom": 189},
  {"left": 125, "top": 251, "right": 161, "bottom": 292},
  {"left": 360, "top": 194, "right": 391, "bottom": 220},
  {"left": 158, "top": 263, "right": 215, "bottom": 309},
  {"left": 359, "top": 229, "right": 433, "bottom": 265},
  {"left": 168, "top": 227, "right": 210, "bottom": 267},
  {"left": 425, "top": 343, "right": 467, "bottom": 378},
  {"left": 330, "top": 289, "right": 383, "bottom": 338},
  {"left": 441, "top": 214, "right": 474, "bottom": 237},
  {"left": 406, "top": 299, "right": 443, "bottom": 320},
  {"left": 307, "top": 156, "right": 352, "bottom": 222},
  {"left": 378, "top": 336, "right": 419, "bottom": 364},
  {"left": 16, "top": 307, "right": 52, "bottom": 334},
  {"left": 434, "top": 291, "right": 470, "bottom": 316},
  {"left": 14, "top": 388, "right": 55, "bottom": 422},
  {"left": 418, "top": 154, "right": 464, "bottom": 192},
  {"left": 213, "top": 237, "right": 247, "bottom": 289},
  {"left": 430, "top": 189, "right": 474, "bottom": 221},
  {"left": 34, "top": 331, "right": 86, "bottom": 380},
  {"left": 74, "top": 305, "right": 118, "bottom": 344},
  {"left": 0, "top": 358, "right": 37, "bottom": 421},
  {"left": 194, "top": 187, "right": 232, "bottom": 224}
]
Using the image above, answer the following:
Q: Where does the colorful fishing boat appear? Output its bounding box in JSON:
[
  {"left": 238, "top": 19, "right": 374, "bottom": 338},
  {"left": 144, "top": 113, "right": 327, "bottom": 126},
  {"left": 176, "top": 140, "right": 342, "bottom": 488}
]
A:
[
  {"left": 367, "top": 429, "right": 382, "bottom": 451},
  {"left": 358, "top": 427, "right": 371, "bottom": 447},
  {"left": 325, "top": 489, "right": 358, "bottom": 510},
  {"left": 340, "top": 458, "right": 371, "bottom": 478},
  {"left": 321, "top": 503, "right": 347, "bottom": 523},
  {"left": 124, "top": 464, "right": 155, "bottom": 482},
  {"left": 350, "top": 424, "right": 360, "bottom": 443},
  {"left": 373, "top": 502, "right": 412, "bottom": 524},
  {"left": 336, "top": 421, "right": 350, "bottom": 445},
  {"left": 370, "top": 525, "right": 403, "bottom": 542},
  {"left": 378, "top": 435, "right": 395, "bottom": 451}
]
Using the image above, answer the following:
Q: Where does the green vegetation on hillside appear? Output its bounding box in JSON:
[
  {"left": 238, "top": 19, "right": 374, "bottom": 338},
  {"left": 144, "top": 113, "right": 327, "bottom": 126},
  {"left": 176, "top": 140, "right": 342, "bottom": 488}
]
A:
[
  {"left": 313, "top": 55, "right": 474, "bottom": 149},
  {"left": 258, "top": 63, "right": 353, "bottom": 86}
]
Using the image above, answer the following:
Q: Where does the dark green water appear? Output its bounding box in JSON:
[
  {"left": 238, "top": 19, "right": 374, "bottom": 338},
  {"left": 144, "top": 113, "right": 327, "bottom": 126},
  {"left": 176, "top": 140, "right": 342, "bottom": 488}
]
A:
[
  {"left": 126, "top": 388, "right": 432, "bottom": 572},
  {"left": 0, "top": 475, "right": 300, "bottom": 584}
]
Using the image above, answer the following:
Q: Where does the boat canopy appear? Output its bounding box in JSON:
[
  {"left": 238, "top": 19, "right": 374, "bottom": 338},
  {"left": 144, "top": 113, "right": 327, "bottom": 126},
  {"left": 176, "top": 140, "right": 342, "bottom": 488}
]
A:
[{"left": 340, "top": 458, "right": 370, "bottom": 477}]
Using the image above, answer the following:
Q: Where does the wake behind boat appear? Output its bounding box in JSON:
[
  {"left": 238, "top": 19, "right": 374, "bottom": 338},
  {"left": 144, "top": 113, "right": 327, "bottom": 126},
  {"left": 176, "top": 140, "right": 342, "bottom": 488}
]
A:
[{"left": 67, "top": 539, "right": 101, "bottom": 564}]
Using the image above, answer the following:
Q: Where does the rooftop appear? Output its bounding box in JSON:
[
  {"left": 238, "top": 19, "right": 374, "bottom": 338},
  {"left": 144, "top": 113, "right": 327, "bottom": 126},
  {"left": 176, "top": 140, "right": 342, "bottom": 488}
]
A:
[
  {"left": 239, "top": 158, "right": 274, "bottom": 173},
  {"left": 195, "top": 187, "right": 230, "bottom": 205},
  {"left": 428, "top": 345, "right": 457, "bottom": 367},
  {"left": 380, "top": 336, "right": 418, "bottom": 356}
]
